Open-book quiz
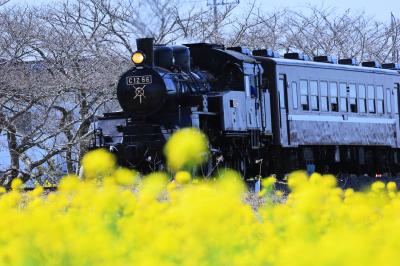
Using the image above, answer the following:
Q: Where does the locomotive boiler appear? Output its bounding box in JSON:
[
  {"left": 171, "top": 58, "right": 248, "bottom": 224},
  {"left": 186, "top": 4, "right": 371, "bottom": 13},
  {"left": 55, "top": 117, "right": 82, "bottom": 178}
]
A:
[{"left": 91, "top": 37, "right": 400, "bottom": 178}]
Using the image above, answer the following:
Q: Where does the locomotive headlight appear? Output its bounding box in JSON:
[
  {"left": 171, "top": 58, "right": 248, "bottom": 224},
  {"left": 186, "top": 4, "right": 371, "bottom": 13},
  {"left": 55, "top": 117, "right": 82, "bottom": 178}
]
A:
[{"left": 131, "top": 51, "right": 145, "bottom": 65}]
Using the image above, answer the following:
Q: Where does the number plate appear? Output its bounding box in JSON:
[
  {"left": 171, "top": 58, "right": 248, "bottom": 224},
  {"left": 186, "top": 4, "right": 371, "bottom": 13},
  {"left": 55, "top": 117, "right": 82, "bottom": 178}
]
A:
[{"left": 126, "top": 75, "right": 152, "bottom": 85}]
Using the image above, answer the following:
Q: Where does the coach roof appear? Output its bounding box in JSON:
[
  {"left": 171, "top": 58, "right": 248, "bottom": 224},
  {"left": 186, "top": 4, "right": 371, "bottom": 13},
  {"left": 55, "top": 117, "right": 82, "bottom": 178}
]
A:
[{"left": 256, "top": 56, "right": 400, "bottom": 76}]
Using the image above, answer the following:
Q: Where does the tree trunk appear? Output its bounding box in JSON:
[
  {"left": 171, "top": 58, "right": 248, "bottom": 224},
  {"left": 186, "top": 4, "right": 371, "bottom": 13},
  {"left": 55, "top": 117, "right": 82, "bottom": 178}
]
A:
[
  {"left": 78, "top": 95, "right": 91, "bottom": 162},
  {"left": 66, "top": 145, "right": 74, "bottom": 174},
  {"left": 1, "top": 126, "right": 20, "bottom": 186}
]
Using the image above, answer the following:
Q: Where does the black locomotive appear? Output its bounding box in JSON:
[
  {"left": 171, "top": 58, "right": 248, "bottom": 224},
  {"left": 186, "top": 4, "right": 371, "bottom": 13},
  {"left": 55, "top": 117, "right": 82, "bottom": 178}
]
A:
[{"left": 91, "top": 37, "right": 400, "bottom": 178}]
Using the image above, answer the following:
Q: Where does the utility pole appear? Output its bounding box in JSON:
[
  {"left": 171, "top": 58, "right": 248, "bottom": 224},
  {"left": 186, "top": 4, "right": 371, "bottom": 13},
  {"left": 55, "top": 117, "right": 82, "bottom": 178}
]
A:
[
  {"left": 207, "top": 0, "right": 240, "bottom": 33},
  {"left": 213, "top": 0, "right": 218, "bottom": 32},
  {"left": 391, "top": 13, "right": 399, "bottom": 62}
]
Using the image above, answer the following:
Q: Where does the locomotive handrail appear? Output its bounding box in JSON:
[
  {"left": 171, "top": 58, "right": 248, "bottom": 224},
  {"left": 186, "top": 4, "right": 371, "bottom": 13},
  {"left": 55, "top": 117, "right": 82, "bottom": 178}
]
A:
[{"left": 192, "top": 111, "right": 218, "bottom": 115}]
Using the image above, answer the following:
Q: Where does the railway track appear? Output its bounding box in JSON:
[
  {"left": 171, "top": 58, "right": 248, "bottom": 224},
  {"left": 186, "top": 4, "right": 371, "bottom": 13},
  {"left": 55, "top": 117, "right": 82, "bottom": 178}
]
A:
[
  {"left": 12, "top": 174, "right": 400, "bottom": 194},
  {"left": 247, "top": 174, "right": 400, "bottom": 193}
]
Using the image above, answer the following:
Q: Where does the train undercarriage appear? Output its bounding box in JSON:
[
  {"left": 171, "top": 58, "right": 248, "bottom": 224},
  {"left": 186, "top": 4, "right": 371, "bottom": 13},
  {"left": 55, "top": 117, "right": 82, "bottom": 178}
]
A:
[{"left": 203, "top": 129, "right": 400, "bottom": 179}]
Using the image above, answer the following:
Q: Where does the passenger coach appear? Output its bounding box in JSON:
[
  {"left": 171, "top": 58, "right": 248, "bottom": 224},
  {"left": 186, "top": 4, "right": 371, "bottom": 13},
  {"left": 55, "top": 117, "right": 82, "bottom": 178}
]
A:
[{"left": 255, "top": 51, "right": 400, "bottom": 175}]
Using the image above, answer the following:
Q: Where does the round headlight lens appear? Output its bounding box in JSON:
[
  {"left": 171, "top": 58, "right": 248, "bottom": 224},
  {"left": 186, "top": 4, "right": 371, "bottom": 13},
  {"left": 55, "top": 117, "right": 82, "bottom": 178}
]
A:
[{"left": 131, "top": 51, "right": 145, "bottom": 65}]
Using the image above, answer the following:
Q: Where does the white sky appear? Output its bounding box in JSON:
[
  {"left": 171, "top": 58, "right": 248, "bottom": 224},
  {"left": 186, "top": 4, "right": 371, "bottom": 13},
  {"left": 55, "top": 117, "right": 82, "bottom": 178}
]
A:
[{"left": 6, "top": 0, "right": 400, "bottom": 22}]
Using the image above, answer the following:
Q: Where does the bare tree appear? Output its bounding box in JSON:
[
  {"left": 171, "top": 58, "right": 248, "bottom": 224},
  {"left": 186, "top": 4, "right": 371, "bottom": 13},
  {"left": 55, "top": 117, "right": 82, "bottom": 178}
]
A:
[
  {"left": 0, "top": 0, "right": 9, "bottom": 7},
  {"left": 173, "top": 2, "right": 238, "bottom": 44},
  {"left": 30, "top": 1, "right": 127, "bottom": 174},
  {"left": 0, "top": 0, "right": 191, "bottom": 185},
  {"left": 0, "top": 6, "right": 66, "bottom": 184},
  {"left": 281, "top": 6, "right": 396, "bottom": 62}
]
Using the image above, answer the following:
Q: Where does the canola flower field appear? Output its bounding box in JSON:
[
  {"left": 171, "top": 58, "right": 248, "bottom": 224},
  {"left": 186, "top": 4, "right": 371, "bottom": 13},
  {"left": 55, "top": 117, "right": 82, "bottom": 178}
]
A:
[{"left": 1, "top": 128, "right": 400, "bottom": 266}]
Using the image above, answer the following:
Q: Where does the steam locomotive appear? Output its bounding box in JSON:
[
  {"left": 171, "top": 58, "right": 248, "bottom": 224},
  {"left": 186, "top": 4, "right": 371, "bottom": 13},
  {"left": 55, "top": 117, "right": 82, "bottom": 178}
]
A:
[{"left": 91, "top": 37, "right": 400, "bottom": 178}]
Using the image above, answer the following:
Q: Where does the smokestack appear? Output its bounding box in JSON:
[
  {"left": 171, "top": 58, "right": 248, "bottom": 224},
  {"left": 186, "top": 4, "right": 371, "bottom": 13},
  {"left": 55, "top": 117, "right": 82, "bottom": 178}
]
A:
[{"left": 136, "top": 38, "right": 154, "bottom": 67}]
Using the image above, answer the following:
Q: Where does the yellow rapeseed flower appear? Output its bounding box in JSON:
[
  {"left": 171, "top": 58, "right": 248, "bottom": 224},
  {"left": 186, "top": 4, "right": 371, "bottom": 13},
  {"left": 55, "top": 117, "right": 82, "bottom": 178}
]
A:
[
  {"left": 29, "top": 186, "right": 44, "bottom": 197},
  {"left": 175, "top": 171, "right": 191, "bottom": 184},
  {"left": 387, "top": 181, "right": 397, "bottom": 192},
  {"left": 258, "top": 188, "right": 267, "bottom": 198},
  {"left": 81, "top": 149, "right": 116, "bottom": 179},
  {"left": 58, "top": 174, "right": 81, "bottom": 191},
  {"left": 114, "top": 168, "right": 138, "bottom": 186},
  {"left": 167, "top": 181, "right": 177, "bottom": 192},
  {"left": 287, "top": 171, "right": 308, "bottom": 190},
  {"left": 138, "top": 172, "right": 168, "bottom": 202},
  {"left": 344, "top": 188, "right": 354, "bottom": 198},
  {"left": 321, "top": 174, "right": 337, "bottom": 188},
  {"left": 309, "top": 172, "right": 322, "bottom": 184},
  {"left": 262, "top": 176, "right": 277, "bottom": 188},
  {"left": 3, "top": 129, "right": 400, "bottom": 266},
  {"left": 164, "top": 127, "right": 209, "bottom": 171},
  {"left": 275, "top": 190, "right": 284, "bottom": 198},
  {"left": 11, "top": 178, "right": 23, "bottom": 190},
  {"left": 371, "top": 181, "right": 385, "bottom": 193}
]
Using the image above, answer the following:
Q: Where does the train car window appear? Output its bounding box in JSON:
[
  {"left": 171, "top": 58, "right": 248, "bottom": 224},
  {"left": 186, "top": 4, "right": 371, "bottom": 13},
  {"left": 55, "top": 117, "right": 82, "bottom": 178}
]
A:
[
  {"left": 358, "top": 84, "right": 366, "bottom": 113},
  {"left": 394, "top": 85, "right": 399, "bottom": 114},
  {"left": 376, "top": 86, "right": 384, "bottom": 114},
  {"left": 320, "top": 81, "right": 328, "bottom": 112},
  {"left": 387, "top": 88, "right": 392, "bottom": 113},
  {"left": 329, "top": 82, "right": 338, "bottom": 112},
  {"left": 223, "top": 63, "right": 243, "bottom": 90},
  {"left": 278, "top": 75, "right": 286, "bottom": 108},
  {"left": 300, "top": 80, "right": 309, "bottom": 111},
  {"left": 349, "top": 83, "right": 357, "bottom": 113},
  {"left": 339, "top": 83, "right": 348, "bottom": 112},
  {"left": 291, "top": 81, "right": 298, "bottom": 109},
  {"left": 368, "top": 85, "right": 376, "bottom": 114},
  {"left": 250, "top": 75, "right": 258, "bottom": 98},
  {"left": 310, "top": 80, "right": 319, "bottom": 111}
]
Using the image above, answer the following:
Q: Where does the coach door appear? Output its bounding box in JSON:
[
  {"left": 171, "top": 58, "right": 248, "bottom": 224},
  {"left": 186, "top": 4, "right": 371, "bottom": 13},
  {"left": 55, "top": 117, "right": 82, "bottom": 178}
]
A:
[
  {"left": 396, "top": 84, "right": 400, "bottom": 112},
  {"left": 278, "top": 74, "right": 290, "bottom": 146},
  {"left": 395, "top": 83, "right": 400, "bottom": 119},
  {"left": 395, "top": 84, "right": 400, "bottom": 145}
]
